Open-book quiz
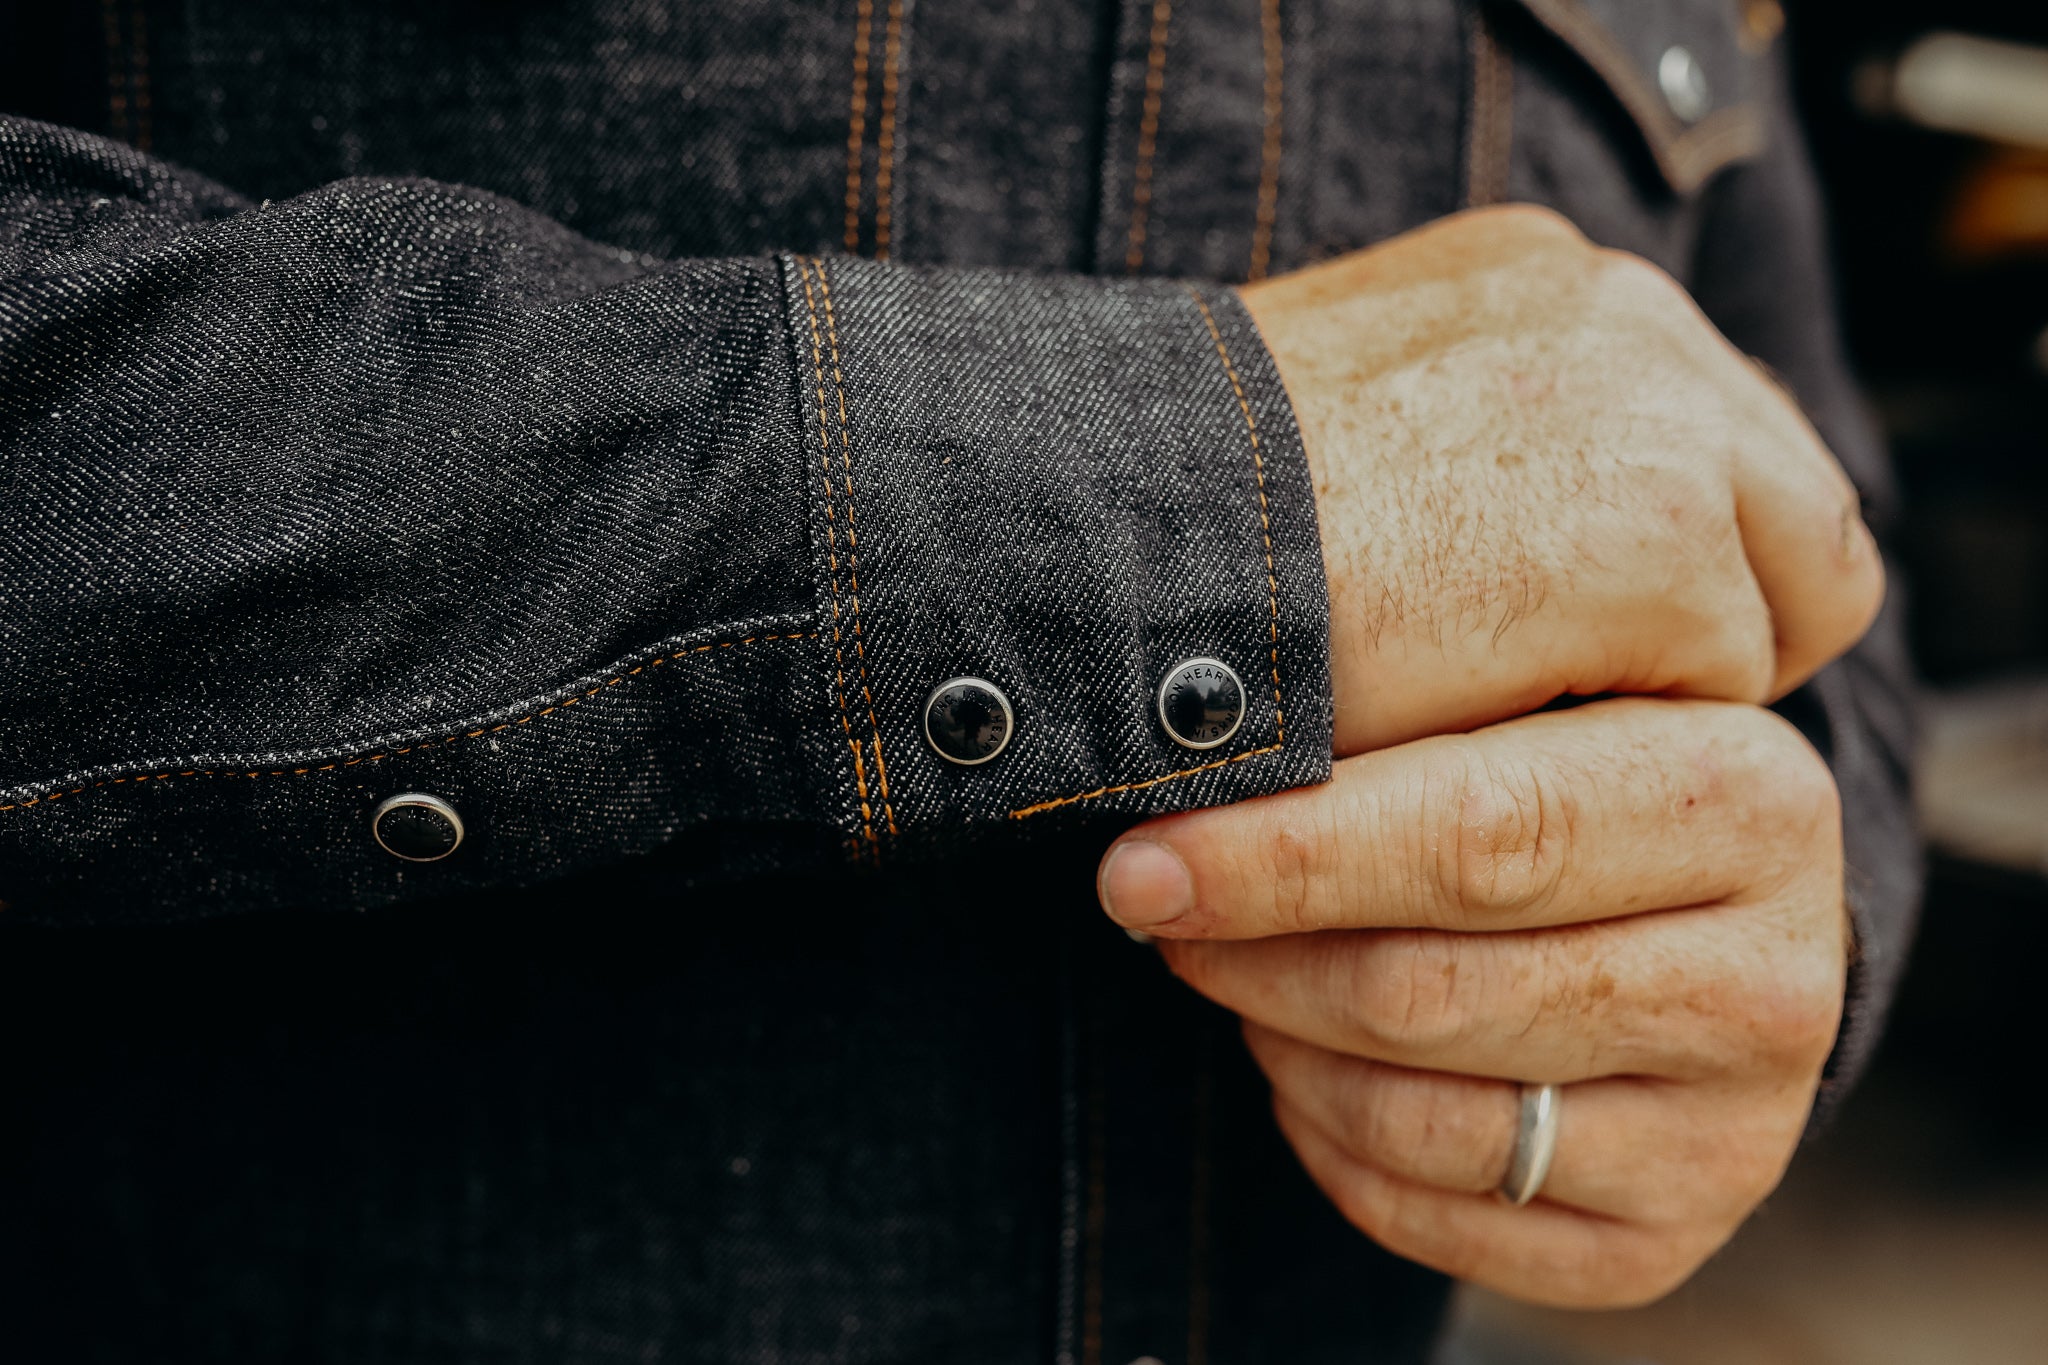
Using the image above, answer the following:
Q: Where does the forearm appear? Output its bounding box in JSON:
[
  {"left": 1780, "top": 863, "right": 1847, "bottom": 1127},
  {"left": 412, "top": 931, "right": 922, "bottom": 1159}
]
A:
[{"left": 0, "top": 118, "right": 1334, "bottom": 919}]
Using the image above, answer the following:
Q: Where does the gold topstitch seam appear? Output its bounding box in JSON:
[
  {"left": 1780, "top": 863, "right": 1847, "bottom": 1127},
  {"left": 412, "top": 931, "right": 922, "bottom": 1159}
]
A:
[
  {"left": 796, "top": 257, "right": 880, "bottom": 854},
  {"left": 1247, "top": 0, "right": 1284, "bottom": 282},
  {"left": 843, "top": 0, "right": 876, "bottom": 253},
  {"left": 0, "top": 632, "right": 818, "bottom": 814},
  {"left": 1124, "top": 0, "right": 1175, "bottom": 274},
  {"left": 1010, "top": 290, "right": 1288, "bottom": 819},
  {"left": 1189, "top": 288, "right": 1287, "bottom": 743},
  {"left": 812, "top": 259, "right": 899, "bottom": 840},
  {"left": 873, "top": 0, "right": 907, "bottom": 260}
]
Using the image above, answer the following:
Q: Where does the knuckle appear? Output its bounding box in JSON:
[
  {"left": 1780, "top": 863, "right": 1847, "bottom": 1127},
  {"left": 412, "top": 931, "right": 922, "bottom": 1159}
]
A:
[
  {"left": 1591, "top": 246, "right": 1695, "bottom": 323},
  {"left": 1706, "top": 605, "right": 1777, "bottom": 704},
  {"left": 1852, "top": 546, "right": 1888, "bottom": 631},
  {"left": 1426, "top": 745, "right": 1571, "bottom": 922},
  {"left": 1403, "top": 1073, "right": 1510, "bottom": 1189},
  {"left": 1255, "top": 800, "right": 1344, "bottom": 934},
  {"left": 1743, "top": 966, "right": 1845, "bottom": 1075},
  {"left": 1350, "top": 932, "right": 1480, "bottom": 1055},
  {"left": 1744, "top": 708, "right": 1843, "bottom": 842}
]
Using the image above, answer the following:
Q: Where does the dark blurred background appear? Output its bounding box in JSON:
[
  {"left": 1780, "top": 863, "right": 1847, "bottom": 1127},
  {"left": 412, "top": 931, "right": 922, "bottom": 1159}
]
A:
[{"left": 1450, "top": 2, "right": 2048, "bottom": 1360}]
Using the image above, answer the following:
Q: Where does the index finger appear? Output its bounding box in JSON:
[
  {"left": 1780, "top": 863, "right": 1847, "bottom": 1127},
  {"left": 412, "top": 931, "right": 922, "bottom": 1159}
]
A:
[{"left": 1094, "top": 697, "right": 1836, "bottom": 940}]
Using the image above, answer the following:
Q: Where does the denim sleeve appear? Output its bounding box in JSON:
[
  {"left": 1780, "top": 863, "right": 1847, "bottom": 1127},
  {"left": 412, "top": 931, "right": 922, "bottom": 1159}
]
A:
[
  {"left": 0, "top": 117, "right": 1332, "bottom": 921},
  {"left": 1690, "top": 56, "right": 1922, "bottom": 1119}
]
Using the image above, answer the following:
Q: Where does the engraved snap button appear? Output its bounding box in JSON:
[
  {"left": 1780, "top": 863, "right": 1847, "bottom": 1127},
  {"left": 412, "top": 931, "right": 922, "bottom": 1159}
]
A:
[
  {"left": 372, "top": 793, "right": 465, "bottom": 862},
  {"left": 1157, "top": 657, "right": 1246, "bottom": 750},
  {"left": 1659, "top": 45, "right": 1712, "bottom": 122},
  {"left": 924, "top": 676, "right": 1015, "bottom": 765}
]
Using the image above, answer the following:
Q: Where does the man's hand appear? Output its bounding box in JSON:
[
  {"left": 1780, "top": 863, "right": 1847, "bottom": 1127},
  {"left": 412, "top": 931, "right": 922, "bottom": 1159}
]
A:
[
  {"left": 1239, "top": 205, "right": 1883, "bottom": 755},
  {"left": 1098, "top": 699, "right": 1847, "bottom": 1308}
]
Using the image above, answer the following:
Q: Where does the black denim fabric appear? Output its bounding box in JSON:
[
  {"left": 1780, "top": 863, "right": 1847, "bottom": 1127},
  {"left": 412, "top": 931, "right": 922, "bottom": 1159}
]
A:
[{"left": 0, "top": 1, "right": 1920, "bottom": 1361}]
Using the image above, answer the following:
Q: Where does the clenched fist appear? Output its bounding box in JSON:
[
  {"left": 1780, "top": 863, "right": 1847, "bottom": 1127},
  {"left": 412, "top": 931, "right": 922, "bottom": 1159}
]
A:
[
  {"left": 1101, "top": 700, "right": 1845, "bottom": 1306},
  {"left": 1098, "top": 207, "right": 1886, "bottom": 1308},
  {"left": 1241, "top": 205, "right": 1881, "bottom": 752}
]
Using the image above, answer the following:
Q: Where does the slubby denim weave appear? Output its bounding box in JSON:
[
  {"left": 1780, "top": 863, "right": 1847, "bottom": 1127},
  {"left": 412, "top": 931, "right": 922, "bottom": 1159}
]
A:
[
  {"left": 0, "top": 1, "right": 1920, "bottom": 1361},
  {"left": 0, "top": 132, "right": 1330, "bottom": 911}
]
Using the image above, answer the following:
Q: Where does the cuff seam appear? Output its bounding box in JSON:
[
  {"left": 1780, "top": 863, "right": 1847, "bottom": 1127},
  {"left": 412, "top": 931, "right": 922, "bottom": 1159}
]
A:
[
  {"left": 792, "top": 254, "right": 899, "bottom": 858},
  {"left": 1007, "top": 286, "right": 1293, "bottom": 819}
]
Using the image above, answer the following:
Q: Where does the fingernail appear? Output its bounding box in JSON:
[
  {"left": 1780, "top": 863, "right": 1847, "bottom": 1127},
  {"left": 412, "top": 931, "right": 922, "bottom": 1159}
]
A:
[{"left": 1098, "top": 840, "right": 1194, "bottom": 930}]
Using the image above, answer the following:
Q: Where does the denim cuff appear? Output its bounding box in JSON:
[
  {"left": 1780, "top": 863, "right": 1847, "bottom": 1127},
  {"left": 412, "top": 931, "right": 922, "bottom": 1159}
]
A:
[
  {"left": 777, "top": 255, "right": 1334, "bottom": 862},
  {"left": 0, "top": 128, "right": 1332, "bottom": 920}
]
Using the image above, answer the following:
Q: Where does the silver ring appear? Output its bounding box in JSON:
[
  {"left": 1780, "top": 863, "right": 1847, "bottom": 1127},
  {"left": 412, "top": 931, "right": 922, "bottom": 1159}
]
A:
[{"left": 1498, "top": 1082, "right": 1561, "bottom": 1207}]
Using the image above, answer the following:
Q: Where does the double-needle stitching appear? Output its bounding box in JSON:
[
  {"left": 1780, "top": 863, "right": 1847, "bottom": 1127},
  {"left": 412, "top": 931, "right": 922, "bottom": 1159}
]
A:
[
  {"left": 796, "top": 258, "right": 881, "bottom": 854},
  {"left": 842, "top": 0, "right": 875, "bottom": 253},
  {"left": 815, "top": 261, "right": 898, "bottom": 838},
  {"left": 796, "top": 257, "right": 897, "bottom": 852},
  {"left": 843, "top": 0, "right": 908, "bottom": 257},
  {"left": 1011, "top": 292, "right": 1287, "bottom": 818}
]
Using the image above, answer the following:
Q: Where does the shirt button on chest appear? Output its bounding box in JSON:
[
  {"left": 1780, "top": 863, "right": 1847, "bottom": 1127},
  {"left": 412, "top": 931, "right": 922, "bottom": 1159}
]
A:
[
  {"left": 924, "top": 677, "right": 1015, "bottom": 765},
  {"left": 372, "top": 793, "right": 466, "bottom": 861},
  {"left": 1157, "top": 657, "right": 1246, "bottom": 750},
  {"left": 1659, "top": 45, "right": 1712, "bottom": 122}
]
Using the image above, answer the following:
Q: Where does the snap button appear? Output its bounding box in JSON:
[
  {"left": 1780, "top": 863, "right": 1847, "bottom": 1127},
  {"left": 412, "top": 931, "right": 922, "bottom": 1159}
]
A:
[
  {"left": 924, "top": 676, "right": 1014, "bottom": 765},
  {"left": 1157, "top": 657, "right": 1246, "bottom": 750},
  {"left": 1659, "top": 45, "right": 1712, "bottom": 122},
  {"left": 372, "top": 792, "right": 465, "bottom": 862}
]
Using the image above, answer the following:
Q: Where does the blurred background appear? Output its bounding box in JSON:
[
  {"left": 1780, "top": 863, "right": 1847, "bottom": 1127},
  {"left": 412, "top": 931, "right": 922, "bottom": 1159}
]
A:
[{"left": 1447, "top": 2, "right": 2048, "bottom": 1361}]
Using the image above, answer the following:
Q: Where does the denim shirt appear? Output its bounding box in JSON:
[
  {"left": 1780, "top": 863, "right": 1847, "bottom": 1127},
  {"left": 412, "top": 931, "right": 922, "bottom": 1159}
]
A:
[{"left": 0, "top": 2, "right": 1919, "bottom": 1361}]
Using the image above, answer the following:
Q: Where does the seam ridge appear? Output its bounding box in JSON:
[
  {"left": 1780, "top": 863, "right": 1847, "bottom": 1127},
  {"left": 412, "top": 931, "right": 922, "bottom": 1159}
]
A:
[
  {"left": 0, "top": 625, "right": 818, "bottom": 813},
  {"left": 873, "top": 0, "right": 907, "bottom": 259},
  {"left": 843, "top": 0, "right": 877, "bottom": 253},
  {"left": 813, "top": 259, "right": 899, "bottom": 841},
  {"left": 1247, "top": 0, "right": 1284, "bottom": 281},
  {"left": 1011, "top": 745, "right": 1284, "bottom": 820},
  {"left": 1011, "top": 290, "right": 1290, "bottom": 819},
  {"left": 1124, "top": 0, "right": 1175, "bottom": 273},
  {"left": 795, "top": 256, "right": 879, "bottom": 855},
  {"left": 1190, "top": 288, "right": 1288, "bottom": 743}
]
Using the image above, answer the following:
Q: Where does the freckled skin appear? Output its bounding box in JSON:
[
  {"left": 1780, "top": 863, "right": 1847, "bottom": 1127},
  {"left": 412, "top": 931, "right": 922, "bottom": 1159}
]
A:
[
  {"left": 1237, "top": 207, "right": 1882, "bottom": 757},
  {"left": 1096, "top": 206, "right": 1884, "bottom": 1312}
]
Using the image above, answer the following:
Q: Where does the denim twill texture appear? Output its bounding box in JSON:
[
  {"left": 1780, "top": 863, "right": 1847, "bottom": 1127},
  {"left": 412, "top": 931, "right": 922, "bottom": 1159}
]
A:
[
  {"left": 0, "top": 1, "right": 1920, "bottom": 1361},
  {"left": 0, "top": 126, "right": 1329, "bottom": 911}
]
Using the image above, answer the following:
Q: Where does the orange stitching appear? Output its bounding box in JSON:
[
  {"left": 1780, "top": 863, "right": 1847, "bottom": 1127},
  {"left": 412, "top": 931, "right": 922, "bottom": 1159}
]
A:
[
  {"left": 843, "top": 0, "right": 876, "bottom": 253},
  {"left": 873, "top": 0, "right": 906, "bottom": 260},
  {"left": 1011, "top": 291, "right": 1291, "bottom": 821},
  {"left": 1124, "top": 0, "right": 1175, "bottom": 273},
  {"left": 1247, "top": 0, "right": 1284, "bottom": 282},
  {"left": 813, "top": 259, "right": 899, "bottom": 840},
  {"left": 796, "top": 257, "right": 880, "bottom": 853},
  {"left": 0, "top": 633, "right": 818, "bottom": 813},
  {"left": 1191, "top": 289, "right": 1287, "bottom": 741},
  {"left": 1010, "top": 744, "right": 1283, "bottom": 820}
]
